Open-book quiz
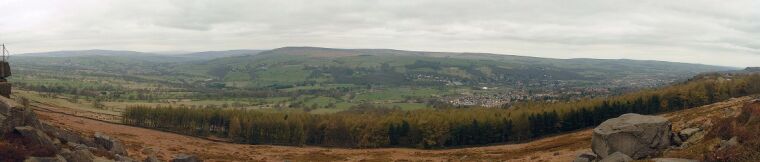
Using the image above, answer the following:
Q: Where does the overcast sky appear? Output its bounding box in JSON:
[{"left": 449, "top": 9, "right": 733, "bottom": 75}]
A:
[{"left": 1, "top": 0, "right": 758, "bottom": 67}]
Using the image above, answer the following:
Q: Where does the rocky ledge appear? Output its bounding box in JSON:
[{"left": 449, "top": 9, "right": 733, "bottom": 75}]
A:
[{"left": 0, "top": 97, "right": 201, "bottom": 162}]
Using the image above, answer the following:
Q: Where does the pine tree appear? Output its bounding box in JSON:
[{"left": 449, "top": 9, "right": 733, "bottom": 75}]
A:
[{"left": 228, "top": 117, "right": 241, "bottom": 138}]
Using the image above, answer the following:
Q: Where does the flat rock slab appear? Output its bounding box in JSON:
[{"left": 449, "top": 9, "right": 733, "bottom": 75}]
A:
[
  {"left": 679, "top": 128, "right": 701, "bottom": 139},
  {"left": 172, "top": 154, "right": 202, "bottom": 162}
]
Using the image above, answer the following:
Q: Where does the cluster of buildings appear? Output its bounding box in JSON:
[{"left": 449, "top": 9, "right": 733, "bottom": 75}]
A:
[
  {"left": 410, "top": 71, "right": 685, "bottom": 107},
  {"left": 443, "top": 89, "right": 569, "bottom": 107},
  {"left": 443, "top": 79, "right": 673, "bottom": 107}
]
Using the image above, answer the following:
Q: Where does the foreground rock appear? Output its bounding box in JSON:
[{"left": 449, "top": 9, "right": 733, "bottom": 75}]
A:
[
  {"left": 44, "top": 124, "right": 98, "bottom": 147},
  {"left": 23, "top": 155, "right": 66, "bottom": 162},
  {"left": 143, "top": 155, "right": 160, "bottom": 162},
  {"left": 95, "top": 132, "right": 129, "bottom": 156},
  {"left": 670, "top": 132, "right": 683, "bottom": 146},
  {"left": 573, "top": 152, "right": 598, "bottom": 162},
  {"left": 0, "top": 97, "right": 43, "bottom": 133},
  {"left": 592, "top": 113, "right": 672, "bottom": 159},
  {"left": 1, "top": 100, "right": 103, "bottom": 162},
  {"left": 14, "top": 126, "right": 57, "bottom": 149},
  {"left": 718, "top": 136, "right": 739, "bottom": 150},
  {"left": 60, "top": 148, "right": 96, "bottom": 162},
  {"left": 678, "top": 127, "right": 701, "bottom": 140},
  {"left": 172, "top": 154, "right": 202, "bottom": 162},
  {"left": 651, "top": 158, "right": 699, "bottom": 162},
  {"left": 115, "top": 154, "right": 136, "bottom": 162},
  {"left": 0, "top": 95, "right": 204, "bottom": 161},
  {"left": 599, "top": 152, "right": 633, "bottom": 162},
  {"left": 142, "top": 147, "right": 160, "bottom": 162}
]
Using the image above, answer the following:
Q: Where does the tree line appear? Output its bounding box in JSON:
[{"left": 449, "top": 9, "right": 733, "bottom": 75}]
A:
[{"left": 123, "top": 73, "right": 760, "bottom": 148}]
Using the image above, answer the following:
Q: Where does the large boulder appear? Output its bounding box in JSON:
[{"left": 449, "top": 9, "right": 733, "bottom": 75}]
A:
[
  {"left": 61, "top": 148, "right": 96, "bottom": 162},
  {"left": 592, "top": 113, "right": 672, "bottom": 159},
  {"left": 171, "top": 154, "right": 202, "bottom": 162},
  {"left": 94, "top": 132, "right": 129, "bottom": 156},
  {"left": 14, "top": 126, "right": 57, "bottom": 148}
]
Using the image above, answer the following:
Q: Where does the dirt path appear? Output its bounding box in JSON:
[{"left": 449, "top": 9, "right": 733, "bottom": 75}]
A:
[{"left": 34, "top": 110, "right": 590, "bottom": 162}]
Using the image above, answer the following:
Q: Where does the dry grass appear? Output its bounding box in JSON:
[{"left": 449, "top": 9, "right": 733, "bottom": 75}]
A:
[
  {"left": 663, "top": 100, "right": 760, "bottom": 162},
  {"left": 665, "top": 138, "right": 720, "bottom": 160},
  {"left": 287, "top": 151, "right": 350, "bottom": 162},
  {"left": 703, "top": 102, "right": 760, "bottom": 162}
]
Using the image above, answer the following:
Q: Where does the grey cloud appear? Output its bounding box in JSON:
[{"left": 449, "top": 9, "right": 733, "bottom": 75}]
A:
[{"left": 0, "top": 0, "right": 758, "bottom": 67}]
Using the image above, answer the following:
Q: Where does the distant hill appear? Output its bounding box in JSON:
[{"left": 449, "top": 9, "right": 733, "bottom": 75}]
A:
[
  {"left": 255, "top": 47, "right": 733, "bottom": 74},
  {"left": 15, "top": 49, "right": 191, "bottom": 63},
  {"left": 10, "top": 46, "right": 739, "bottom": 89},
  {"left": 17, "top": 49, "right": 157, "bottom": 57},
  {"left": 178, "top": 49, "right": 264, "bottom": 60},
  {"left": 176, "top": 47, "right": 736, "bottom": 86},
  {"left": 15, "top": 49, "right": 265, "bottom": 62}
]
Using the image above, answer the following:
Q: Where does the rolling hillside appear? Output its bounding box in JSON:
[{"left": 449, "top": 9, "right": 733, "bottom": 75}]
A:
[
  {"left": 183, "top": 47, "right": 735, "bottom": 86},
  {"left": 7, "top": 47, "right": 739, "bottom": 113},
  {"left": 13, "top": 47, "right": 735, "bottom": 87}
]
